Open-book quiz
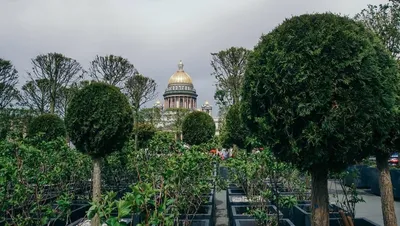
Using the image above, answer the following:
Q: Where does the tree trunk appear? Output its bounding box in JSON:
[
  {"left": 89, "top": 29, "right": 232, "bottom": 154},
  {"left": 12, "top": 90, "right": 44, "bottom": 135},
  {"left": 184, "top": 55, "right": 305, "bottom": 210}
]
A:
[
  {"left": 311, "top": 169, "right": 329, "bottom": 226},
  {"left": 376, "top": 154, "right": 398, "bottom": 226},
  {"left": 50, "top": 90, "right": 56, "bottom": 114},
  {"left": 134, "top": 108, "right": 139, "bottom": 152},
  {"left": 91, "top": 157, "right": 102, "bottom": 226}
]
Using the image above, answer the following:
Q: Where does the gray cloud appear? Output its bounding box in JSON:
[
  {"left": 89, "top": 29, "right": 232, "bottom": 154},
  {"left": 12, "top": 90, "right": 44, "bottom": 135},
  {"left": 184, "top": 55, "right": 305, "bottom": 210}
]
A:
[{"left": 0, "top": 0, "right": 384, "bottom": 116}]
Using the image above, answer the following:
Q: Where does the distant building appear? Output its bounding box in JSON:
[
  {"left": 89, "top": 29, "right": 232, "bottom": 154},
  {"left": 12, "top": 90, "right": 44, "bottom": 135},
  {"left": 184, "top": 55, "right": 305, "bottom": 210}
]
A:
[{"left": 153, "top": 60, "right": 220, "bottom": 135}]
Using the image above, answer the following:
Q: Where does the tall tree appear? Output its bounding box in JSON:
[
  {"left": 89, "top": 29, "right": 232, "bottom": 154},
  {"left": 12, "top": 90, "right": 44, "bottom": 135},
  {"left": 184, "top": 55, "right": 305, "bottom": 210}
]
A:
[
  {"left": 355, "top": 0, "right": 400, "bottom": 60},
  {"left": 0, "top": 59, "right": 19, "bottom": 109},
  {"left": 139, "top": 107, "right": 162, "bottom": 126},
  {"left": 356, "top": 2, "right": 400, "bottom": 225},
  {"left": 20, "top": 79, "right": 51, "bottom": 114},
  {"left": 56, "top": 85, "right": 79, "bottom": 117},
  {"left": 89, "top": 55, "right": 135, "bottom": 86},
  {"left": 210, "top": 47, "right": 250, "bottom": 109},
  {"left": 29, "top": 53, "right": 83, "bottom": 114},
  {"left": 125, "top": 71, "right": 158, "bottom": 152},
  {"left": 163, "top": 108, "right": 190, "bottom": 140}
]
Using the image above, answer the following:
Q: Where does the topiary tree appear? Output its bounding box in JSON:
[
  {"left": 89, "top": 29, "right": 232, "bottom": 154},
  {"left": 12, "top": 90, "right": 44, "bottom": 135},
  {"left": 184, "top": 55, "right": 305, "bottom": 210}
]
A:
[
  {"left": 182, "top": 111, "right": 216, "bottom": 145},
  {"left": 65, "top": 82, "right": 133, "bottom": 226},
  {"left": 220, "top": 103, "right": 248, "bottom": 149},
  {"left": 27, "top": 113, "right": 66, "bottom": 141},
  {"left": 242, "top": 13, "right": 399, "bottom": 226},
  {"left": 132, "top": 123, "right": 157, "bottom": 148}
]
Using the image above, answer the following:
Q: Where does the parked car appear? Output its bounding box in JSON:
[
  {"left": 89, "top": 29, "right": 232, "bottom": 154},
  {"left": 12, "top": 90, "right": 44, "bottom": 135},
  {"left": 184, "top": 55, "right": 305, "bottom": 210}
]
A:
[{"left": 389, "top": 153, "right": 398, "bottom": 166}]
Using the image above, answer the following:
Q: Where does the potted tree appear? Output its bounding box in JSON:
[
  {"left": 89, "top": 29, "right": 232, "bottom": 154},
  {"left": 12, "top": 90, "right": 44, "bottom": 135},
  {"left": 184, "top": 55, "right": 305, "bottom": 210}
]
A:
[
  {"left": 65, "top": 82, "right": 133, "bottom": 226},
  {"left": 241, "top": 13, "right": 398, "bottom": 226}
]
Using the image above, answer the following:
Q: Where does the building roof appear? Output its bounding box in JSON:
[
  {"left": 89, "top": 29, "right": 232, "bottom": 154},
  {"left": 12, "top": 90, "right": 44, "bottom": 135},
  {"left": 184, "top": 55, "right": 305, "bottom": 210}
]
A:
[{"left": 168, "top": 60, "right": 193, "bottom": 85}]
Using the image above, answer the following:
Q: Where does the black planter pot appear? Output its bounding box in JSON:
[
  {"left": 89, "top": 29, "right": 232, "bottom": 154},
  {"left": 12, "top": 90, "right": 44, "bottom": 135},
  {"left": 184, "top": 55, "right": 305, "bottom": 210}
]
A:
[
  {"left": 230, "top": 205, "right": 282, "bottom": 226},
  {"left": 344, "top": 165, "right": 372, "bottom": 189},
  {"left": 179, "top": 205, "right": 214, "bottom": 226},
  {"left": 48, "top": 203, "right": 91, "bottom": 226},
  {"left": 390, "top": 168, "right": 400, "bottom": 199},
  {"left": 368, "top": 168, "right": 380, "bottom": 196},
  {"left": 227, "top": 195, "right": 267, "bottom": 222},
  {"left": 279, "top": 200, "right": 311, "bottom": 220},
  {"left": 177, "top": 219, "right": 210, "bottom": 226},
  {"left": 220, "top": 166, "right": 229, "bottom": 181},
  {"left": 292, "top": 204, "right": 343, "bottom": 226},
  {"left": 329, "top": 218, "right": 380, "bottom": 226},
  {"left": 233, "top": 218, "right": 294, "bottom": 226}
]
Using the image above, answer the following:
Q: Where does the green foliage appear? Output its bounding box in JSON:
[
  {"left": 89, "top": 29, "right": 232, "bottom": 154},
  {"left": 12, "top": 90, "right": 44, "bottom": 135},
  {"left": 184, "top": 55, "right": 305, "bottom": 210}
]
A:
[
  {"left": 89, "top": 55, "right": 135, "bottom": 86},
  {"left": 0, "top": 58, "right": 19, "bottom": 110},
  {"left": 28, "top": 113, "right": 66, "bottom": 141},
  {"left": 0, "top": 108, "right": 37, "bottom": 140},
  {"left": 163, "top": 108, "right": 190, "bottom": 133},
  {"left": 210, "top": 47, "right": 251, "bottom": 106},
  {"left": 65, "top": 82, "right": 133, "bottom": 158},
  {"left": 242, "top": 13, "right": 399, "bottom": 172},
  {"left": 0, "top": 138, "right": 91, "bottom": 225},
  {"left": 220, "top": 104, "right": 247, "bottom": 148},
  {"left": 28, "top": 53, "right": 83, "bottom": 114},
  {"left": 355, "top": 0, "right": 400, "bottom": 60},
  {"left": 132, "top": 123, "right": 157, "bottom": 148},
  {"left": 138, "top": 107, "right": 162, "bottom": 125},
  {"left": 182, "top": 111, "right": 215, "bottom": 145}
]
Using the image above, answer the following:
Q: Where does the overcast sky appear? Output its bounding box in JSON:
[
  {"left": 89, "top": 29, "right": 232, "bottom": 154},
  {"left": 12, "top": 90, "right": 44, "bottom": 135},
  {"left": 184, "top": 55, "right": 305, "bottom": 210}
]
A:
[{"left": 0, "top": 0, "right": 384, "bottom": 116}]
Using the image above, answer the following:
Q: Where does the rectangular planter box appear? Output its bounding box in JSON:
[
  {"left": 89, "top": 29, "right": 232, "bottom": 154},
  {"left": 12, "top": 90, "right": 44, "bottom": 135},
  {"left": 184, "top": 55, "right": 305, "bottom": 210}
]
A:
[
  {"left": 179, "top": 205, "right": 213, "bottom": 226},
  {"left": 230, "top": 205, "right": 282, "bottom": 226},
  {"left": 390, "top": 168, "right": 400, "bottom": 199},
  {"left": 234, "top": 218, "right": 294, "bottom": 226},
  {"left": 293, "top": 204, "right": 343, "bottom": 226},
  {"left": 279, "top": 200, "right": 311, "bottom": 220},
  {"left": 344, "top": 165, "right": 372, "bottom": 189},
  {"left": 330, "top": 218, "right": 380, "bottom": 226},
  {"left": 368, "top": 168, "right": 380, "bottom": 196},
  {"left": 177, "top": 219, "right": 210, "bottom": 226}
]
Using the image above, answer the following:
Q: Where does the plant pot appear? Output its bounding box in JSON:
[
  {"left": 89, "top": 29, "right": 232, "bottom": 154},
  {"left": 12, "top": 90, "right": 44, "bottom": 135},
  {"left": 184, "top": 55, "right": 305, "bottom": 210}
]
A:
[
  {"left": 292, "top": 204, "right": 343, "bottom": 226},
  {"left": 233, "top": 218, "right": 294, "bottom": 226},
  {"left": 179, "top": 205, "right": 213, "bottom": 226},
  {"left": 230, "top": 205, "right": 282, "bottom": 226},
  {"left": 279, "top": 200, "right": 311, "bottom": 220},
  {"left": 390, "top": 168, "right": 400, "bottom": 199},
  {"left": 177, "top": 219, "right": 210, "bottom": 226},
  {"left": 368, "top": 168, "right": 380, "bottom": 196},
  {"left": 344, "top": 165, "right": 371, "bottom": 188},
  {"left": 329, "top": 217, "right": 380, "bottom": 226},
  {"left": 220, "top": 166, "right": 229, "bottom": 180}
]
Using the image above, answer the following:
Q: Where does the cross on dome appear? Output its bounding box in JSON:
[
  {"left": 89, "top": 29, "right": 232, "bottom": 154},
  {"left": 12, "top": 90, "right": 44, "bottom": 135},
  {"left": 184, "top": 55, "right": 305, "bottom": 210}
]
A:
[{"left": 178, "top": 60, "right": 184, "bottom": 71}]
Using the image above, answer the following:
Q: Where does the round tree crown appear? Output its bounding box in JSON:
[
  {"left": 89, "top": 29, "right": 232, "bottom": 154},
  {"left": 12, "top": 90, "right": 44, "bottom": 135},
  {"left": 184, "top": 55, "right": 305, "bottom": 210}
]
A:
[
  {"left": 28, "top": 113, "right": 66, "bottom": 141},
  {"left": 242, "top": 13, "right": 399, "bottom": 172},
  {"left": 65, "top": 82, "right": 133, "bottom": 158},
  {"left": 182, "top": 111, "right": 215, "bottom": 145}
]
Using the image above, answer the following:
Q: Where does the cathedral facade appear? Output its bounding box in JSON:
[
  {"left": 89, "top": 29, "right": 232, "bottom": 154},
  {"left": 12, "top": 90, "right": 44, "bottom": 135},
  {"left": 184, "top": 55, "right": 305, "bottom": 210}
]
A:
[{"left": 153, "top": 60, "right": 220, "bottom": 135}]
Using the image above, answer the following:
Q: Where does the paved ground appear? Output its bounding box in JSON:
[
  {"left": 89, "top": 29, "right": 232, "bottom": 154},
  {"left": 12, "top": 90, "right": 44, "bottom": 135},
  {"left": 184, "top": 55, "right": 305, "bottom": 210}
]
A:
[
  {"left": 215, "top": 190, "right": 229, "bottom": 226},
  {"left": 328, "top": 180, "right": 400, "bottom": 226}
]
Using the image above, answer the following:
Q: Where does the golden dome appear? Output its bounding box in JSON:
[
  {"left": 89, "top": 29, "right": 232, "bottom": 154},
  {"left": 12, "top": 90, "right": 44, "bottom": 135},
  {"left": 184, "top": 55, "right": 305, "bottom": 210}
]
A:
[
  {"left": 168, "top": 60, "right": 193, "bottom": 85},
  {"left": 205, "top": 100, "right": 209, "bottom": 105}
]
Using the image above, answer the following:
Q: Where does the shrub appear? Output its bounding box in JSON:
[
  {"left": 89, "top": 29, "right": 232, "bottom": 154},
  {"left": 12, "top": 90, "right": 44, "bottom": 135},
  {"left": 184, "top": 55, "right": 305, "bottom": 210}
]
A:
[
  {"left": 220, "top": 104, "right": 247, "bottom": 149},
  {"left": 182, "top": 111, "right": 215, "bottom": 145},
  {"left": 27, "top": 113, "right": 66, "bottom": 141},
  {"left": 132, "top": 123, "right": 157, "bottom": 148}
]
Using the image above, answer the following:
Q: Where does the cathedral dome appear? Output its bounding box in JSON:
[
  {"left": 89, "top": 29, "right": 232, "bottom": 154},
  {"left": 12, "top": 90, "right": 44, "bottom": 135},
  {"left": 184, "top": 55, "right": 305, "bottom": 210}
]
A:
[{"left": 168, "top": 60, "right": 193, "bottom": 85}]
